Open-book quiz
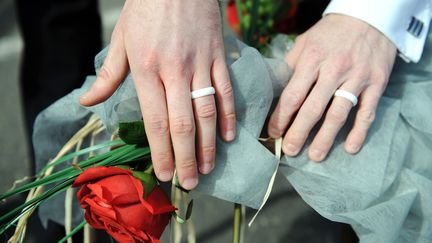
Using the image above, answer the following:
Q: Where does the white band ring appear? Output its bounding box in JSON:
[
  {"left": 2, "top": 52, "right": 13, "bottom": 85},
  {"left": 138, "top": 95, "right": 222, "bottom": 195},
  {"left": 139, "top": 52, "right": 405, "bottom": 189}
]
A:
[
  {"left": 191, "top": 87, "right": 216, "bottom": 99},
  {"left": 334, "top": 89, "right": 358, "bottom": 107}
]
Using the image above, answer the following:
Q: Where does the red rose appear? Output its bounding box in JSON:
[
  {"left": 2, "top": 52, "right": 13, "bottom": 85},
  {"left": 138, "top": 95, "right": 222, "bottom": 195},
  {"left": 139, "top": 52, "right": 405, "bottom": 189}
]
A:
[
  {"left": 73, "top": 167, "right": 176, "bottom": 243},
  {"left": 226, "top": 1, "right": 240, "bottom": 33}
]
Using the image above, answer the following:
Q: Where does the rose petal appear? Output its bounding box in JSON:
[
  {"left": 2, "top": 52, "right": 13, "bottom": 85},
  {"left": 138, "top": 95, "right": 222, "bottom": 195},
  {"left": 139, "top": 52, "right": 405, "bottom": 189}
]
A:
[
  {"left": 113, "top": 203, "right": 171, "bottom": 239},
  {"left": 147, "top": 187, "right": 177, "bottom": 214},
  {"left": 111, "top": 193, "right": 140, "bottom": 205},
  {"left": 84, "top": 198, "right": 117, "bottom": 220},
  {"left": 76, "top": 185, "right": 91, "bottom": 202},
  {"left": 124, "top": 225, "right": 153, "bottom": 243},
  {"left": 84, "top": 211, "right": 105, "bottom": 230},
  {"left": 97, "top": 174, "right": 139, "bottom": 199},
  {"left": 72, "top": 166, "right": 132, "bottom": 187},
  {"left": 100, "top": 216, "right": 143, "bottom": 243},
  {"left": 126, "top": 174, "right": 157, "bottom": 214}
]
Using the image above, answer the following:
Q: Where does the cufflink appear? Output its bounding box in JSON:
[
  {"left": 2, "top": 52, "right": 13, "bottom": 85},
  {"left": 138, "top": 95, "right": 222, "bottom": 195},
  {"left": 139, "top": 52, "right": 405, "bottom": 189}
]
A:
[{"left": 407, "top": 16, "right": 424, "bottom": 38}]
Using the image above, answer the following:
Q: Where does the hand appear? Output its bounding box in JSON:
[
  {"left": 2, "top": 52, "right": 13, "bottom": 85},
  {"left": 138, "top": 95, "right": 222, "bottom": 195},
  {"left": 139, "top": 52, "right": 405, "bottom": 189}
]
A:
[
  {"left": 268, "top": 14, "right": 397, "bottom": 161},
  {"left": 79, "top": 0, "right": 236, "bottom": 189}
]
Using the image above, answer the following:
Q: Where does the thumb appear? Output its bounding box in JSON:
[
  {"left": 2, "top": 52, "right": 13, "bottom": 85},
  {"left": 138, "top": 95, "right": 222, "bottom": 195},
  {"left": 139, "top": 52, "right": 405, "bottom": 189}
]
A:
[{"left": 80, "top": 28, "right": 128, "bottom": 106}]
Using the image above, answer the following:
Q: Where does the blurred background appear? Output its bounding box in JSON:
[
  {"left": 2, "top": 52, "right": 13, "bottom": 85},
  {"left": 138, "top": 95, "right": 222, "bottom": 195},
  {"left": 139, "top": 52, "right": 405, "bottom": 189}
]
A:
[{"left": 0, "top": 0, "right": 355, "bottom": 242}]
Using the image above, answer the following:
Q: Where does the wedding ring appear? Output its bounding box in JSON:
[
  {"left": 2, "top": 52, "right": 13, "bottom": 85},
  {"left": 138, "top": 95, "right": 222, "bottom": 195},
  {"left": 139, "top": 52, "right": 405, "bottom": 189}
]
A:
[
  {"left": 191, "top": 87, "right": 215, "bottom": 99},
  {"left": 334, "top": 89, "right": 358, "bottom": 107}
]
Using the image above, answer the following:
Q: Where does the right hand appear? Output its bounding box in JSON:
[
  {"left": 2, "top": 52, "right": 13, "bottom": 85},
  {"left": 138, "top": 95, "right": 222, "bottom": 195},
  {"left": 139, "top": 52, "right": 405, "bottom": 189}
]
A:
[{"left": 79, "top": 0, "right": 236, "bottom": 190}]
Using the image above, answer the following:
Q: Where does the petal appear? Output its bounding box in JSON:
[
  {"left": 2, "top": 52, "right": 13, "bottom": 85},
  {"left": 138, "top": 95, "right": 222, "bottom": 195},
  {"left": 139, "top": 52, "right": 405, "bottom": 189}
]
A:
[
  {"left": 100, "top": 217, "right": 143, "bottom": 243},
  {"left": 113, "top": 203, "right": 171, "bottom": 239},
  {"left": 97, "top": 175, "right": 139, "bottom": 199},
  {"left": 111, "top": 193, "right": 140, "bottom": 205},
  {"left": 84, "top": 198, "right": 117, "bottom": 220},
  {"left": 124, "top": 225, "right": 152, "bottom": 242},
  {"left": 72, "top": 166, "right": 132, "bottom": 187},
  {"left": 113, "top": 203, "right": 152, "bottom": 230},
  {"left": 84, "top": 211, "right": 105, "bottom": 230},
  {"left": 146, "top": 188, "right": 176, "bottom": 214}
]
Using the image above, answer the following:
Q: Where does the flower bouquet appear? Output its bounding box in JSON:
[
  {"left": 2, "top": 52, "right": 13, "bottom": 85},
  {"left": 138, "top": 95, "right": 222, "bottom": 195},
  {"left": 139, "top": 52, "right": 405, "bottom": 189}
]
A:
[{"left": 0, "top": 116, "right": 195, "bottom": 242}]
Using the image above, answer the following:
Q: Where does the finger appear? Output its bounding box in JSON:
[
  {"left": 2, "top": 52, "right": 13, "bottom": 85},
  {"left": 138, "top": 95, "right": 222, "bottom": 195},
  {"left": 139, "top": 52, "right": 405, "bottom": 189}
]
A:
[
  {"left": 211, "top": 56, "right": 236, "bottom": 141},
  {"left": 80, "top": 25, "right": 128, "bottom": 106},
  {"left": 191, "top": 70, "right": 217, "bottom": 175},
  {"left": 164, "top": 72, "right": 198, "bottom": 190},
  {"left": 267, "top": 55, "right": 319, "bottom": 139},
  {"left": 282, "top": 72, "right": 341, "bottom": 156},
  {"left": 308, "top": 83, "right": 361, "bottom": 162},
  {"left": 345, "top": 85, "right": 381, "bottom": 154},
  {"left": 284, "top": 34, "right": 305, "bottom": 68},
  {"left": 133, "top": 72, "right": 174, "bottom": 182}
]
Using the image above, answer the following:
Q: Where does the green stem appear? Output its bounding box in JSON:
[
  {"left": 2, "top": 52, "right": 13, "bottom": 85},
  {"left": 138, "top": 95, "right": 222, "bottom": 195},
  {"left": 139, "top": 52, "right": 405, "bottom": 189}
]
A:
[
  {"left": 232, "top": 203, "right": 242, "bottom": 243},
  {"left": 57, "top": 220, "right": 87, "bottom": 243}
]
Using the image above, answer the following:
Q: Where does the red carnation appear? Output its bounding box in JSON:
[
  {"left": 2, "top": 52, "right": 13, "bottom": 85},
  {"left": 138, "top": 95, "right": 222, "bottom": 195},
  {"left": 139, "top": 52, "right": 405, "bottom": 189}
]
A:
[{"left": 73, "top": 166, "right": 176, "bottom": 243}]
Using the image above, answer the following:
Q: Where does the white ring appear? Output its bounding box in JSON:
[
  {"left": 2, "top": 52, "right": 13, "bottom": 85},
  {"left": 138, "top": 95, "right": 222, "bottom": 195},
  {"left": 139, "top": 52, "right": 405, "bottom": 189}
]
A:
[
  {"left": 334, "top": 89, "right": 358, "bottom": 107},
  {"left": 191, "top": 87, "right": 215, "bottom": 99}
]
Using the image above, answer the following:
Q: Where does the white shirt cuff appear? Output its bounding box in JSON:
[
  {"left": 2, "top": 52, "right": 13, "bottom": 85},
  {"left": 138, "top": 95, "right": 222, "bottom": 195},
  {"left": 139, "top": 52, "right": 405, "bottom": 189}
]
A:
[{"left": 323, "top": 0, "right": 432, "bottom": 63}]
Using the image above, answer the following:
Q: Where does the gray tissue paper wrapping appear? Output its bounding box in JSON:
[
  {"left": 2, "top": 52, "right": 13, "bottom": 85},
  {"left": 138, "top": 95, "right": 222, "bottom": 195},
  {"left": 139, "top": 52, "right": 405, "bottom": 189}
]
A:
[{"left": 33, "top": 34, "right": 432, "bottom": 242}]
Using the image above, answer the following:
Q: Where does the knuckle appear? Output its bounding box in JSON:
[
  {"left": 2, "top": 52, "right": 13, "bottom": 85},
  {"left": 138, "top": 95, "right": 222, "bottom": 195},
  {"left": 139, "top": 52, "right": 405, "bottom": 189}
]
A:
[
  {"left": 307, "top": 100, "right": 324, "bottom": 119},
  {"left": 269, "top": 113, "right": 287, "bottom": 130},
  {"left": 306, "top": 46, "right": 323, "bottom": 60},
  {"left": 141, "top": 52, "right": 159, "bottom": 72},
  {"left": 287, "top": 130, "right": 306, "bottom": 143},
  {"left": 358, "top": 109, "right": 376, "bottom": 125},
  {"left": 283, "top": 91, "right": 303, "bottom": 109},
  {"left": 223, "top": 112, "right": 236, "bottom": 126},
  {"left": 328, "top": 104, "right": 348, "bottom": 124},
  {"left": 146, "top": 116, "right": 169, "bottom": 135},
  {"left": 334, "top": 53, "right": 352, "bottom": 69},
  {"left": 373, "top": 70, "right": 390, "bottom": 88},
  {"left": 218, "top": 82, "right": 234, "bottom": 100},
  {"left": 98, "top": 65, "right": 112, "bottom": 81},
  {"left": 197, "top": 103, "right": 216, "bottom": 119},
  {"left": 171, "top": 116, "right": 195, "bottom": 135},
  {"left": 178, "top": 159, "right": 196, "bottom": 170},
  {"left": 353, "top": 64, "right": 371, "bottom": 80},
  {"left": 153, "top": 151, "right": 171, "bottom": 165},
  {"left": 201, "top": 145, "right": 216, "bottom": 158}
]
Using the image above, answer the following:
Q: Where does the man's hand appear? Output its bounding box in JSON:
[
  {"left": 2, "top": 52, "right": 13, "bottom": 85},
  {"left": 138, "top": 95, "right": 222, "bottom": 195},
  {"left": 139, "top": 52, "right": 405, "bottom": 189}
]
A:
[
  {"left": 268, "top": 14, "right": 397, "bottom": 161},
  {"left": 79, "top": 0, "right": 236, "bottom": 189}
]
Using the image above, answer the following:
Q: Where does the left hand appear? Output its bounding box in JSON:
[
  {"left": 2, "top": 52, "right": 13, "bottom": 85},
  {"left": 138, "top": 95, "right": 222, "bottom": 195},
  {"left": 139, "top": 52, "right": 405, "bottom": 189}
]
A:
[{"left": 267, "top": 14, "right": 397, "bottom": 161}]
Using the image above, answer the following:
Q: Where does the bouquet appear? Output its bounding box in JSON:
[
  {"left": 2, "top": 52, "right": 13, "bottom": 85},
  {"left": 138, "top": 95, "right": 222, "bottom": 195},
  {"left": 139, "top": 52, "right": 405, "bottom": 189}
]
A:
[{"left": 0, "top": 117, "right": 193, "bottom": 243}]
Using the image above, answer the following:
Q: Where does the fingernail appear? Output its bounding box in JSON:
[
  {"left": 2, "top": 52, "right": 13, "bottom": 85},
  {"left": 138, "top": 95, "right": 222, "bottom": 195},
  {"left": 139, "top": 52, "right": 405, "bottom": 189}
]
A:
[
  {"left": 158, "top": 171, "right": 173, "bottom": 182},
  {"left": 347, "top": 143, "right": 360, "bottom": 153},
  {"left": 225, "top": 130, "right": 235, "bottom": 141},
  {"left": 182, "top": 178, "right": 198, "bottom": 190},
  {"left": 310, "top": 149, "right": 324, "bottom": 161},
  {"left": 199, "top": 163, "right": 214, "bottom": 174},
  {"left": 80, "top": 93, "right": 88, "bottom": 100},
  {"left": 225, "top": 119, "right": 236, "bottom": 141},
  {"left": 284, "top": 143, "right": 299, "bottom": 156}
]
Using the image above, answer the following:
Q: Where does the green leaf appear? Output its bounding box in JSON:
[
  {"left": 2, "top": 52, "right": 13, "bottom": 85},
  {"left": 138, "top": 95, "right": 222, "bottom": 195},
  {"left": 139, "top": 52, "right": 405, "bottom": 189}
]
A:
[
  {"left": 38, "top": 139, "right": 125, "bottom": 176},
  {"left": 132, "top": 171, "right": 158, "bottom": 199},
  {"left": 118, "top": 121, "right": 148, "bottom": 145},
  {"left": 0, "top": 145, "right": 137, "bottom": 201}
]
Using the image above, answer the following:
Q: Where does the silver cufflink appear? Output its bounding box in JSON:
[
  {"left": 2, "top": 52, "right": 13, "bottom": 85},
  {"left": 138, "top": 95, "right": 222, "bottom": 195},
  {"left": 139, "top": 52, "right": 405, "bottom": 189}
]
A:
[{"left": 407, "top": 16, "right": 424, "bottom": 38}]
